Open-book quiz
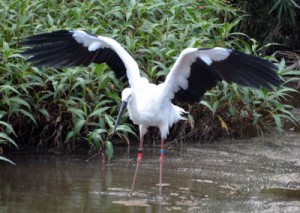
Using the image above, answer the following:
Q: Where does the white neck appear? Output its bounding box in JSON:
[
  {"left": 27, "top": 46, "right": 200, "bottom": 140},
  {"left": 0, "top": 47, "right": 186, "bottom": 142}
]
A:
[{"left": 97, "top": 36, "right": 141, "bottom": 88}]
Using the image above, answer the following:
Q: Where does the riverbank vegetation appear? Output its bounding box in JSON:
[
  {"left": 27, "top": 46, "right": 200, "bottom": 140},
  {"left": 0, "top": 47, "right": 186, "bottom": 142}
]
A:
[{"left": 1, "top": 0, "right": 299, "bottom": 163}]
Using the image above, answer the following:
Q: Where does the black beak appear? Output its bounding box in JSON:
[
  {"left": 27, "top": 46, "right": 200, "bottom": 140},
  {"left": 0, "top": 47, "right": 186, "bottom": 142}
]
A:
[{"left": 113, "top": 101, "right": 128, "bottom": 132}]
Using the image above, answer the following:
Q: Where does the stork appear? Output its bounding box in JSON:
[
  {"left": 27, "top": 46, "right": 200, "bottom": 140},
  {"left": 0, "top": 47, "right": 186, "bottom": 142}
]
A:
[{"left": 22, "top": 29, "right": 281, "bottom": 196}]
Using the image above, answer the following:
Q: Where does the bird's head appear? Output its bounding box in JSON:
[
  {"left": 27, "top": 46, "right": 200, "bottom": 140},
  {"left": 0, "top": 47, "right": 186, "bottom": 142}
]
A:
[{"left": 113, "top": 88, "right": 134, "bottom": 132}]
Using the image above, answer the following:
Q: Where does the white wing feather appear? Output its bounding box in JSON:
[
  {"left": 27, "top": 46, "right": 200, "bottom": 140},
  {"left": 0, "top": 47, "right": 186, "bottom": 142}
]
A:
[
  {"left": 161, "top": 47, "right": 231, "bottom": 101},
  {"left": 72, "top": 30, "right": 141, "bottom": 89}
]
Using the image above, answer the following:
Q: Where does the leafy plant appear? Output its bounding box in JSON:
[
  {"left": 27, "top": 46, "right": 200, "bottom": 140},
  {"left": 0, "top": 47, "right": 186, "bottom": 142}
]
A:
[
  {"left": 0, "top": 0, "right": 299, "bottom": 163},
  {"left": 232, "top": 0, "right": 300, "bottom": 53}
]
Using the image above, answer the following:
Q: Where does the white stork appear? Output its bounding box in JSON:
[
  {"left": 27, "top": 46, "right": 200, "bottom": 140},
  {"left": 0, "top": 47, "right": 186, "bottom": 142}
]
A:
[{"left": 22, "top": 29, "right": 281, "bottom": 196}]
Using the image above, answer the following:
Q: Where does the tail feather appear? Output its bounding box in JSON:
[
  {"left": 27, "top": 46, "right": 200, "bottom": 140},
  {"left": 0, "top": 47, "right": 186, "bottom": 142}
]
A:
[{"left": 180, "top": 111, "right": 189, "bottom": 119}]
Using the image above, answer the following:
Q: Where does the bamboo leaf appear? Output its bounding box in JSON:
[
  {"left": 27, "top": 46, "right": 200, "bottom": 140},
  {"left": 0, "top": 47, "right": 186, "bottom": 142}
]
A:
[
  {"left": 0, "top": 85, "right": 20, "bottom": 94},
  {"left": 0, "top": 133, "right": 18, "bottom": 148},
  {"left": 273, "top": 114, "right": 283, "bottom": 131},
  {"left": 105, "top": 114, "right": 114, "bottom": 130},
  {"left": 73, "top": 119, "right": 86, "bottom": 135},
  {"left": 105, "top": 140, "right": 114, "bottom": 163},
  {"left": 200, "top": 100, "right": 213, "bottom": 112},
  {"left": 253, "top": 112, "right": 262, "bottom": 125},
  {"left": 17, "top": 109, "right": 37, "bottom": 125},
  {"left": 65, "top": 131, "right": 75, "bottom": 142},
  {"left": 38, "top": 109, "right": 50, "bottom": 119},
  {"left": 0, "top": 156, "right": 16, "bottom": 165},
  {"left": 0, "top": 121, "right": 16, "bottom": 136},
  {"left": 69, "top": 107, "right": 85, "bottom": 119},
  {"left": 89, "top": 107, "right": 110, "bottom": 118},
  {"left": 217, "top": 115, "right": 228, "bottom": 132},
  {"left": 115, "top": 124, "right": 137, "bottom": 137},
  {"left": 9, "top": 97, "right": 31, "bottom": 109}
]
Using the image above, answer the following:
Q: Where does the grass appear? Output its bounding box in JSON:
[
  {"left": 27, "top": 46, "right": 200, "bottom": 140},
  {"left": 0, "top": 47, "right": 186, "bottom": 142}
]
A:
[{"left": 0, "top": 0, "right": 299, "bottom": 163}]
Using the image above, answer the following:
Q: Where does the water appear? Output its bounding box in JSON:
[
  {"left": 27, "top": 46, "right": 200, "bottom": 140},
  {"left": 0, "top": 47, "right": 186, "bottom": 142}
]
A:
[{"left": 1, "top": 132, "right": 300, "bottom": 212}]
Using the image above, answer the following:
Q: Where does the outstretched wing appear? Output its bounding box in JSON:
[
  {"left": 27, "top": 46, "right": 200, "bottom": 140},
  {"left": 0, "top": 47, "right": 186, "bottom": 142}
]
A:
[
  {"left": 162, "top": 47, "right": 281, "bottom": 103},
  {"left": 22, "top": 29, "right": 141, "bottom": 88}
]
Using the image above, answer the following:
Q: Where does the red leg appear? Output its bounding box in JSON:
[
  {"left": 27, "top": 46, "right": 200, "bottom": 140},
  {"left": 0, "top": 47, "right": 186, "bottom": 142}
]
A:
[
  {"left": 130, "top": 136, "right": 144, "bottom": 196},
  {"left": 159, "top": 138, "right": 164, "bottom": 197}
]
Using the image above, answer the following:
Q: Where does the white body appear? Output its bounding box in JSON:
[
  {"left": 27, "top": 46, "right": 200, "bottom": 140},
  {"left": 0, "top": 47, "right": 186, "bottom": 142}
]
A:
[
  {"left": 122, "top": 80, "right": 187, "bottom": 139},
  {"left": 23, "top": 29, "right": 279, "bottom": 141},
  {"left": 70, "top": 30, "right": 276, "bottom": 139}
]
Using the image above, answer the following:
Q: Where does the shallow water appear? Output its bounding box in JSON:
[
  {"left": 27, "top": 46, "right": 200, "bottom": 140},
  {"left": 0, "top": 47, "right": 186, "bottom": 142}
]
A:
[{"left": 1, "top": 132, "right": 300, "bottom": 212}]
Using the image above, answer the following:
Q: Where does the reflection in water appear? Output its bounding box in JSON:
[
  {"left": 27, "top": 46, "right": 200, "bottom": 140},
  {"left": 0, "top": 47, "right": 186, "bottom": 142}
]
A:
[{"left": 0, "top": 132, "right": 300, "bottom": 212}]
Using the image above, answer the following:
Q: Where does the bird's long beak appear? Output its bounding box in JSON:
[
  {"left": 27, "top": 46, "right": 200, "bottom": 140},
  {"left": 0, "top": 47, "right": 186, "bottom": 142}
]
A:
[{"left": 113, "top": 101, "right": 128, "bottom": 132}]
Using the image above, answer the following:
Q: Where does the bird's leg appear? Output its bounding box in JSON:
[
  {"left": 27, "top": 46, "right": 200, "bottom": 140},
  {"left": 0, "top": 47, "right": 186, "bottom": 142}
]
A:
[
  {"left": 130, "top": 136, "right": 144, "bottom": 196},
  {"left": 159, "top": 138, "right": 164, "bottom": 197}
]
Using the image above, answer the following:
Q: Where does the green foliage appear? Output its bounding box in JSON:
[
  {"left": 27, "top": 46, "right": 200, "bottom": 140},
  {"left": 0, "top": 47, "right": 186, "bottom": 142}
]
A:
[
  {"left": 269, "top": 0, "right": 298, "bottom": 25},
  {"left": 232, "top": 0, "right": 300, "bottom": 51},
  {"left": 0, "top": 0, "right": 299, "bottom": 163}
]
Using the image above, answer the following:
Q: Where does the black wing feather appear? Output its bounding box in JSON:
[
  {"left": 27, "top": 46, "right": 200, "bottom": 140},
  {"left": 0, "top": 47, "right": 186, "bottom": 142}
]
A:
[
  {"left": 22, "top": 30, "right": 127, "bottom": 80},
  {"left": 175, "top": 58, "right": 219, "bottom": 102},
  {"left": 175, "top": 49, "right": 281, "bottom": 103}
]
